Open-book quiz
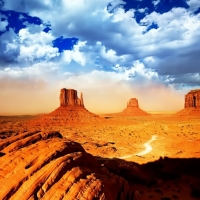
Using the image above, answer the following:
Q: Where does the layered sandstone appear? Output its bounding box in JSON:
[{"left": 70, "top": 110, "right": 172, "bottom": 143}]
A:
[
  {"left": 60, "top": 88, "right": 84, "bottom": 107},
  {"left": 121, "top": 98, "right": 150, "bottom": 116},
  {"left": 185, "top": 89, "right": 200, "bottom": 108},
  {"left": 177, "top": 89, "right": 200, "bottom": 116},
  {"left": 0, "top": 131, "right": 134, "bottom": 200},
  {"left": 29, "top": 88, "right": 101, "bottom": 125}
]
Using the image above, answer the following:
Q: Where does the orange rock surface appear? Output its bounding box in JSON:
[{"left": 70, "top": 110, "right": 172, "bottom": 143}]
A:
[{"left": 0, "top": 130, "right": 133, "bottom": 200}]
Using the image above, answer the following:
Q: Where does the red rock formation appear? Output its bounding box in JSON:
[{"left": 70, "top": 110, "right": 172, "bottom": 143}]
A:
[
  {"left": 29, "top": 88, "right": 101, "bottom": 125},
  {"left": 0, "top": 131, "right": 134, "bottom": 199},
  {"left": 177, "top": 89, "right": 200, "bottom": 116},
  {"left": 60, "top": 88, "right": 84, "bottom": 107},
  {"left": 121, "top": 98, "right": 150, "bottom": 116},
  {"left": 127, "top": 98, "right": 139, "bottom": 107},
  {"left": 185, "top": 89, "right": 200, "bottom": 108}
]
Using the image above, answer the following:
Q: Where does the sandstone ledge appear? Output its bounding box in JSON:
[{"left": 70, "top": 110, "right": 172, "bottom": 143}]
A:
[{"left": 0, "top": 131, "right": 133, "bottom": 200}]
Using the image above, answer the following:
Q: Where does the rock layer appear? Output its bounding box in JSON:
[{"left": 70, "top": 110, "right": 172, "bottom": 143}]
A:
[
  {"left": 177, "top": 89, "right": 200, "bottom": 116},
  {"left": 0, "top": 131, "right": 134, "bottom": 200},
  {"left": 121, "top": 98, "right": 150, "bottom": 116}
]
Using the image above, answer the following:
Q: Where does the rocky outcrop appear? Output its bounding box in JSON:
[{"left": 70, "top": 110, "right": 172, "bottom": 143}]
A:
[
  {"left": 185, "top": 89, "right": 200, "bottom": 108},
  {"left": 177, "top": 89, "right": 200, "bottom": 116},
  {"left": 29, "top": 88, "right": 101, "bottom": 125},
  {"left": 121, "top": 98, "right": 150, "bottom": 116},
  {"left": 127, "top": 98, "right": 139, "bottom": 108},
  {"left": 0, "top": 131, "right": 134, "bottom": 200},
  {"left": 60, "top": 88, "right": 84, "bottom": 107}
]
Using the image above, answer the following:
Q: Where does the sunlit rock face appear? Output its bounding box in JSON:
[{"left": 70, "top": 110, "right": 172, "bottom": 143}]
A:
[
  {"left": 177, "top": 89, "right": 200, "bottom": 116},
  {"left": 185, "top": 89, "right": 200, "bottom": 108},
  {"left": 0, "top": 131, "right": 134, "bottom": 200},
  {"left": 122, "top": 98, "right": 150, "bottom": 116},
  {"left": 60, "top": 88, "right": 84, "bottom": 107}
]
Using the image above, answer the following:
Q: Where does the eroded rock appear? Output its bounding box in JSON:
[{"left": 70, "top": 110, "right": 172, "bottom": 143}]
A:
[{"left": 0, "top": 131, "right": 133, "bottom": 200}]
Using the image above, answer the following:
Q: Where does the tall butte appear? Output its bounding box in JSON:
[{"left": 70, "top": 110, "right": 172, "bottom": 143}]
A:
[
  {"left": 121, "top": 98, "right": 150, "bottom": 116},
  {"left": 30, "top": 88, "right": 100, "bottom": 125},
  {"left": 176, "top": 89, "right": 200, "bottom": 116}
]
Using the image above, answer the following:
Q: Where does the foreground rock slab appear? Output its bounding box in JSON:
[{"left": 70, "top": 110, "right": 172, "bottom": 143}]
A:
[{"left": 0, "top": 131, "right": 133, "bottom": 200}]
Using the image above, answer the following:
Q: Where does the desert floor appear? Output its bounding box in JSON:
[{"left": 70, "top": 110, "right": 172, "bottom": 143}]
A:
[{"left": 0, "top": 114, "right": 200, "bottom": 199}]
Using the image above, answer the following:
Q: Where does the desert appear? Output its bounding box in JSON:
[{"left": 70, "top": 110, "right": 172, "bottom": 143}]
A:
[
  {"left": 1, "top": 1, "right": 200, "bottom": 199},
  {"left": 0, "top": 88, "right": 200, "bottom": 200}
]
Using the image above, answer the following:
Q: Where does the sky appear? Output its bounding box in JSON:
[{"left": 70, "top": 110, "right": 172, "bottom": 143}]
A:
[{"left": 0, "top": 0, "right": 200, "bottom": 115}]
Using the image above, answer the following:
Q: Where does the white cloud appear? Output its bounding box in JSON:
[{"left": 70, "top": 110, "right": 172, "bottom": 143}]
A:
[
  {"left": 61, "top": 41, "right": 87, "bottom": 66},
  {"left": 138, "top": 8, "right": 148, "bottom": 13},
  {"left": 0, "top": 62, "right": 59, "bottom": 79},
  {"left": 0, "top": 20, "right": 8, "bottom": 31},
  {"left": 187, "top": 0, "right": 200, "bottom": 12},
  {"left": 152, "top": 0, "right": 160, "bottom": 6},
  {"left": 4, "top": 27, "right": 60, "bottom": 63},
  {"left": 112, "top": 8, "right": 135, "bottom": 22},
  {"left": 112, "top": 60, "right": 158, "bottom": 81}
]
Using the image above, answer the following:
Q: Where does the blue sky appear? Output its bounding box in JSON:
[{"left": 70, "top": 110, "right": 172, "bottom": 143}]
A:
[{"left": 0, "top": 0, "right": 200, "bottom": 114}]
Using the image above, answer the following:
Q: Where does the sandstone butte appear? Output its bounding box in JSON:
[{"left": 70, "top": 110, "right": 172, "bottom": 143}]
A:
[
  {"left": 29, "top": 88, "right": 101, "bottom": 126},
  {"left": 0, "top": 130, "right": 135, "bottom": 200},
  {"left": 120, "top": 98, "right": 150, "bottom": 116},
  {"left": 176, "top": 89, "right": 200, "bottom": 116}
]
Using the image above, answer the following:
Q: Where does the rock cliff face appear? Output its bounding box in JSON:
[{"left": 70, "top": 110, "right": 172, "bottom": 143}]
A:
[
  {"left": 0, "top": 131, "right": 134, "bottom": 200},
  {"left": 185, "top": 89, "right": 200, "bottom": 108},
  {"left": 177, "top": 89, "right": 200, "bottom": 116},
  {"left": 29, "top": 88, "right": 101, "bottom": 125},
  {"left": 122, "top": 98, "right": 150, "bottom": 116},
  {"left": 60, "top": 88, "right": 84, "bottom": 107},
  {"left": 127, "top": 98, "right": 138, "bottom": 107}
]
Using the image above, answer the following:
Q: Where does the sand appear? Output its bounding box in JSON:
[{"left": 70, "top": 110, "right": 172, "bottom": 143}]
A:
[{"left": 0, "top": 113, "right": 200, "bottom": 199}]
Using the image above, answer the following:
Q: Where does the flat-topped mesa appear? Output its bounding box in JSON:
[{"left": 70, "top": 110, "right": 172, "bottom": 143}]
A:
[
  {"left": 127, "top": 98, "right": 139, "bottom": 108},
  {"left": 60, "top": 88, "right": 84, "bottom": 107},
  {"left": 185, "top": 89, "right": 200, "bottom": 108},
  {"left": 28, "top": 88, "right": 101, "bottom": 125},
  {"left": 122, "top": 98, "right": 150, "bottom": 116},
  {"left": 176, "top": 89, "right": 200, "bottom": 116}
]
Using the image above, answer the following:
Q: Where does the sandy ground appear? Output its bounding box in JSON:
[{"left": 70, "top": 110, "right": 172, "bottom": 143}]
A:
[{"left": 0, "top": 114, "right": 200, "bottom": 199}]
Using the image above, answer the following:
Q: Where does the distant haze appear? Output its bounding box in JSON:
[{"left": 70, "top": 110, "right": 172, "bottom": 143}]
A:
[{"left": 0, "top": 74, "right": 186, "bottom": 115}]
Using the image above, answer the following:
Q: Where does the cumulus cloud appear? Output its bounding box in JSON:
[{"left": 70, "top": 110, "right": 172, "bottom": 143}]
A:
[
  {"left": 0, "top": 24, "right": 59, "bottom": 66},
  {"left": 61, "top": 41, "right": 87, "bottom": 66},
  {"left": 0, "top": 19, "right": 8, "bottom": 31},
  {"left": 1, "top": 0, "right": 200, "bottom": 114},
  {"left": 187, "top": 0, "right": 200, "bottom": 12}
]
